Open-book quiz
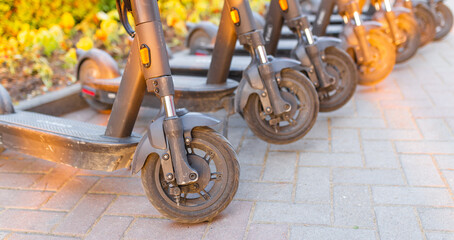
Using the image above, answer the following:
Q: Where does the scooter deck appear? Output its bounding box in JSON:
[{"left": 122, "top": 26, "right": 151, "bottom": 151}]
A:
[{"left": 0, "top": 111, "right": 140, "bottom": 171}]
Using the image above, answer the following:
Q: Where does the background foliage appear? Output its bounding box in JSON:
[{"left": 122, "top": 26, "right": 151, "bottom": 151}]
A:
[{"left": 0, "top": 0, "right": 266, "bottom": 102}]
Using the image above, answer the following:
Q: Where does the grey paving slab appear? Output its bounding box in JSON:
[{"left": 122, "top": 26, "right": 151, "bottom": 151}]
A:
[
  {"left": 361, "top": 129, "right": 422, "bottom": 141},
  {"left": 235, "top": 182, "right": 293, "bottom": 201},
  {"left": 262, "top": 152, "right": 297, "bottom": 182},
  {"left": 416, "top": 119, "right": 454, "bottom": 141},
  {"left": 239, "top": 165, "right": 262, "bottom": 181},
  {"left": 290, "top": 226, "right": 376, "bottom": 240},
  {"left": 333, "top": 168, "right": 405, "bottom": 185},
  {"left": 426, "top": 232, "right": 454, "bottom": 240},
  {"left": 443, "top": 170, "right": 454, "bottom": 192},
  {"left": 375, "top": 206, "right": 424, "bottom": 240},
  {"left": 400, "top": 155, "right": 445, "bottom": 187},
  {"left": 362, "top": 140, "right": 399, "bottom": 168},
  {"left": 333, "top": 185, "right": 371, "bottom": 207},
  {"left": 332, "top": 129, "right": 361, "bottom": 153},
  {"left": 299, "top": 152, "right": 363, "bottom": 167},
  {"left": 253, "top": 202, "right": 330, "bottom": 224},
  {"left": 304, "top": 118, "right": 329, "bottom": 139},
  {"left": 270, "top": 139, "right": 330, "bottom": 152},
  {"left": 434, "top": 155, "right": 454, "bottom": 170},
  {"left": 331, "top": 117, "right": 386, "bottom": 129},
  {"left": 295, "top": 167, "right": 330, "bottom": 203},
  {"left": 247, "top": 223, "right": 288, "bottom": 240},
  {"left": 372, "top": 186, "right": 453, "bottom": 206},
  {"left": 356, "top": 100, "right": 382, "bottom": 118},
  {"left": 333, "top": 205, "right": 375, "bottom": 228},
  {"left": 418, "top": 208, "right": 454, "bottom": 231},
  {"left": 0, "top": 232, "right": 8, "bottom": 239},
  {"left": 238, "top": 138, "right": 268, "bottom": 165},
  {"left": 396, "top": 141, "right": 454, "bottom": 154},
  {"left": 384, "top": 109, "right": 416, "bottom": 129}
]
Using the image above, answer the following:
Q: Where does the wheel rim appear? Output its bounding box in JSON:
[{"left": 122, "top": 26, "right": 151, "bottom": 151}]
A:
[
  {"left": 318, "top": 52, "right": 351, "bottom": 106},
  {"left": 154, "top": 137, "right": 228, "bottom": 211},
  {"left": 252, "top": 77, "right": 315, "bottom": 136},
  {"left": 359, "top": 32, "right": 394, "bottom": 79}
]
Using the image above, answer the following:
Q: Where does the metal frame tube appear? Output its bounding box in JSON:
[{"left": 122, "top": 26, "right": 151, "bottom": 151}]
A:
[{"left": 313, "top": 0, "right": 337, "bottom": 36}]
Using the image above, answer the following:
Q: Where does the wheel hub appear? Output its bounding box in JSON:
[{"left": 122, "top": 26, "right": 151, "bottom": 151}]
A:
[
  {"left": 184, "top": 155, "right": 211, "bottom": 194},
  {"left": 280, "top": 91, "right": 298, "bottom": 119}
]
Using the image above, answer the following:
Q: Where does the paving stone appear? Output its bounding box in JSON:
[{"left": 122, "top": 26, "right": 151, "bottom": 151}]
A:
[
  {"left": 253, "top": 202, "right": 330, "bottom": 224},
  {"left": 372, "top": 186, "right": 453, "bottom": 206},
  {"left": 0, "top": 209, "right": 65, "bottom": 232},
  {"left": 361, "top": 129, "right": 422, "bottom": 140},
  {"left": 304, "top": 118, "right": 329, "bottom": 139},
  {"left": 295, "top": 167, "right": 330, "bottom": 203},
  {"left": 85, "top": 215, "right": 133, "bottom": 240},
  {"left": 396, "top": 141, "right": 454, "bottom": 154},
  {"left": 6, "top": 233, "right": 79, "bottom": 240},
  {"left": 416, "top": 119, "right": 454, "bottom": 140},
  {"left": 262, "top": 152, "right": 297, "bottom": 182},
  {"left": 356, "top": 100, "right": 382, "bottom": 118},
  {"left": 443, "top": 170, "right": 454, "bottom": 191},
  {"left": 362, "top": 140, "right": 399, "bottom": 168},
  {"left": 31, "top": 164, "right": 78, "bottom": 191},
  {"left": 384, "top": 109, "right": 416, "bottom": 129},
  {"left": 0, "top": 232, "right": 8, "bottom": 239},
  {"left": 375, "top": 206, "right": 424, "bottom": 240},
  {"left": 247, "top": 224, "right": 288, "bottom": 240},
  {"left": 320, "top": 99, "right": 356, "bottom": 117},
  {"left": 332, "top": 129, "right": 361, "bottom": 153},
  {"left": 380, "top": 99, "right": 433, "bottom": 109},
  {"left": 331, "top": 117, "right": 386, "bottom": 129},
  {"left": 0, "top": 157, "right": 55, "bottom": 173},
  {"left": 418, "top": 208, "right": 454, "bottom": 231},
  {"left": 0, "top": 189, "right": 53, "bottom": 208},
  {"left": 238, "top": 138, "right": 268, "bottom": 165},
  {"left": 333, "top": 185, "right": 371, "bottom": 207},
  {"left": 227, "top": 126, "right": 245, "bottom": 150},
  {"left": 239, "top": 165, "right": 262, "bottom": 181},
  {"left": 0, "top": 173, "right": 43, "bottom": 188},
  {"left": 333, "top": 168, "right": 405, "bottom": 185},
  {"left": 290, "top": 226, "right": 376, "bottom": 240},
  {"left": 334, "top": 205, "right": 374, "bottom": 228},
  {"left": 53, "top": 194, "right": 115, "bottom": 235},
  {"left": 270, "top": 139, "right": 330, "bottom": 152},
  {"left": 89, "top": 177, "right": 144, "bottom": 195},
  {"left": 235, "top": 182, "right": 292, "bottom": 201},
  {"left": 434, "top": 155, "right": 454, "bottom": 170},
  {"left": 426, "top": 232, "right": 454, "bottom": 240},
  {"left": 124, "top": 218, "right": 207, "bottom": 240},
  {"left": 299, "top": 152, "right": 363, "bottom": 167},
  {"left": 42, "top": 176, "right": 99, "bottom": 211},
  {"left": 400, "top": 155, "right": 445, "bottom": 187},
  {"left": 412, "top": 107, "right": 454, "bottom": 118},
  {"left": 105, "top": 195, "right": 160, "bottom": 217},
  {"left": 204, "top": 201, "right": 253, "bottom": 240}
]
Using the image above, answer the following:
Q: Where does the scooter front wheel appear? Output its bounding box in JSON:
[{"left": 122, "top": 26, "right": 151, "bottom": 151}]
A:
[
  {"left": 395, "top": 13, "right": 421, "bottom": 63},
  {"left": 357, "top": 30, "right": 396, "bottom": 86},
  {"left": 434, "top": 2, "right": 453, "bottom": 40},
  {"left": 141, "top": 127, "right": 239, "bottom": 223},
  {"left": 243, "top": 69, "right": 319, "bottom": 144},
  {"left": 318, "top": 47, "right": 358, "bottom": 112},
  {"left": 415, "top": 4, "right": 437, "bottom": 46}
]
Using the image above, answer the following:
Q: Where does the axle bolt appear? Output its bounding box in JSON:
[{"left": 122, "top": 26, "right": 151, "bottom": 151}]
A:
[
  {"left": 321, "top": 55, "right": 326, "bottom": 60},
  {"left": 154, "top": 88, "right": 159, "bottom": 94},
  {"left": 261, "top": 92, "right": 267, "bottom": 97},
  {"left": 153, "top": 80, "right": 158, "bottom": 86},
  {"left": 266, "top": 107, "right": 272, "bottom": 113},
  {"left": 185, "top": 138, "right": 191, "bottom": 144},
  {"left": 166, "top": 173, "right": 174, "bottom": 180},
  {"left": 189, "top": 173, "right": 197, "bottom": 180},
  {"left": 162, "top": 154, "right": 170, "bottom": 160},
  {"left": 284, "top": 104, "right": 291, "bottom": 111}
]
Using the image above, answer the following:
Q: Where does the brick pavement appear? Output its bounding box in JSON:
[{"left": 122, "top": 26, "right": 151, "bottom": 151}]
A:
[{"left": 1, "top": 8, "right": 454, "bottom": 240}]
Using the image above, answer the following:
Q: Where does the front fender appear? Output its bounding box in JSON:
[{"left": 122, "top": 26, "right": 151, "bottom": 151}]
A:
[
  {"left": 392, "top": 6, "right": 412, "bottom": 17},
  {"left": 185, "top": 21, "right": 218, "bottom": 48},
  {"left": 131, "top": 112, "right": 221, "bottom": 174},
  {"left": 314, "top": 36, "right": 342, "bottom": 51}
]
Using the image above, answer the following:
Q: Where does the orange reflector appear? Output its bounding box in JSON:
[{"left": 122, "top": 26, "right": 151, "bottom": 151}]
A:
[
  {"left": 230, "top": 8, "right": 240, "bottom": 25},
  {"left": 279, "top": 0, "right": 289, "bottom": 11},
  {"left": 140, "top": 45, "right": 151, "bottom": 67}
]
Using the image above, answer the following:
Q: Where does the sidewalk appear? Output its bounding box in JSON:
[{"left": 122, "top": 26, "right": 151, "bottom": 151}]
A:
[{"left": 1, "top": 11, "right": 454, "bottom": 240}]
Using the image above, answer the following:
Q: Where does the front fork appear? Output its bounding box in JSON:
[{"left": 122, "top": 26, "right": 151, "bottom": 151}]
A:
[
  {"left": 379, "top": 0, "right": 407, "bottom": 45},
  {"left": 129, "top": 0, "right": 197, "bottom": 189}
]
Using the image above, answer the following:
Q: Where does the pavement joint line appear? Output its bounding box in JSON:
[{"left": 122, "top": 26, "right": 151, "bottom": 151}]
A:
[
  {"left": 200, "top": 217, "right": 212, "bottom": 240},
  {"left": 120, "top": 216, "right": 136, "bottom": 240},
  {"left": 327, "top": 118, "right": 333, "bottom": 152},
  {"left": 291, "top": 152, "right": 299, "bottom": 203},
  {"left": 258, "top": 145, "right": 270, "bottom": 182},
  {"left": 241, "top": 201, "right": 256, "bottom": 240},
  {"left": 413, "top": 206, "right": 428, "bottom": 240},
  {"left": 329, "top": 167, "right": 334, "bottom": 225},
  {"left": 83, "top": 194, "right": 120, "bottom": 237},
  {"left": 391, "top": 140, "right": 410, "bottom": 186},
  {"left": 430, "top": 155, "right": 454, "bottom": 199},
  {"left": 367, "top": 185, "right": 380, "bottom": 240}
]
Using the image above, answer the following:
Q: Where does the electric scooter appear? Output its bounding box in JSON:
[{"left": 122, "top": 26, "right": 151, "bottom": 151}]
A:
[
  {"left": 313, "top": 0, "right": 396, "bottom": 85},
  {"left": 427, "top": 0, "right": 453, "bottom": 40},
  {"left": 79, "top": 0, "right": 320, "bottom": 144},
  {"left": 261, "top": 0, "right": 358, "bottom": 112},
  {"left": 358, "top": 0, "right": 421, "bottom": 63},
  {"left": 0, "top": 0, "right": 240, "bottom": 223}
]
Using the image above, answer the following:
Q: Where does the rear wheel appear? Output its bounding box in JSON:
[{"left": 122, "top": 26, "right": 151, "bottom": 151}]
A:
[
  {"left": 415, "top": 3, "right": 437, "bottom": 46},
  {"left": 318, "top": 47, "right": 358, "bottom": 112},
  {"left": 141, "top": 127, "right": 239, "bottom": 223},
  {"left": 395, "top": 13, "right": 421, "bottom": 63},
  {"left": 434, "top": 2, "right": 453, "bottom": 40},
  {"left": 243, "top": 69, "right": 319, "bottom": 144},
  {"left": 78, "top": 59, "right": 113, "bottom": 114}
]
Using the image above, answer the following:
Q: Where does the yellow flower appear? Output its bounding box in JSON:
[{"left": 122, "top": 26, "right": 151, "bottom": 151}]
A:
[
  {"left": 76, "top": 36, "right": 93, "bottom": 51},
  {"left": 60, "top": 12, "right": 75, "bottom": 30}
]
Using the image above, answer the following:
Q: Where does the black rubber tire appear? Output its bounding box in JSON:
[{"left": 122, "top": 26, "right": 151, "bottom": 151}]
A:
[
  {"left": 78, "top": 59, "right": 113, "bottom": 114},
  {"left": 415, "top": 4, "right": 437, "bottom": 46},
  {"left": 357, "top": 30, "right": 396, "bottom": 86},
  {"left": 434, "top": 2, "right": 453, "bottom": 40},
  {"left": 141, "top": 127, "right": 239, "bottom": 223},
  {"left": 395, "top": 13, "right": 421, "bottom": 63},
  {"left": 243, "top": 69, "right": 319, "bottom": 144},
  {"left": 188, "top": 29, "right": 212, "bottom": 55},
  {"left": 318, "top": 47, "right": 358, "bottom": 112},
  {"left": 0, "top": 85, "right": 14, "bottom": 115}
]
